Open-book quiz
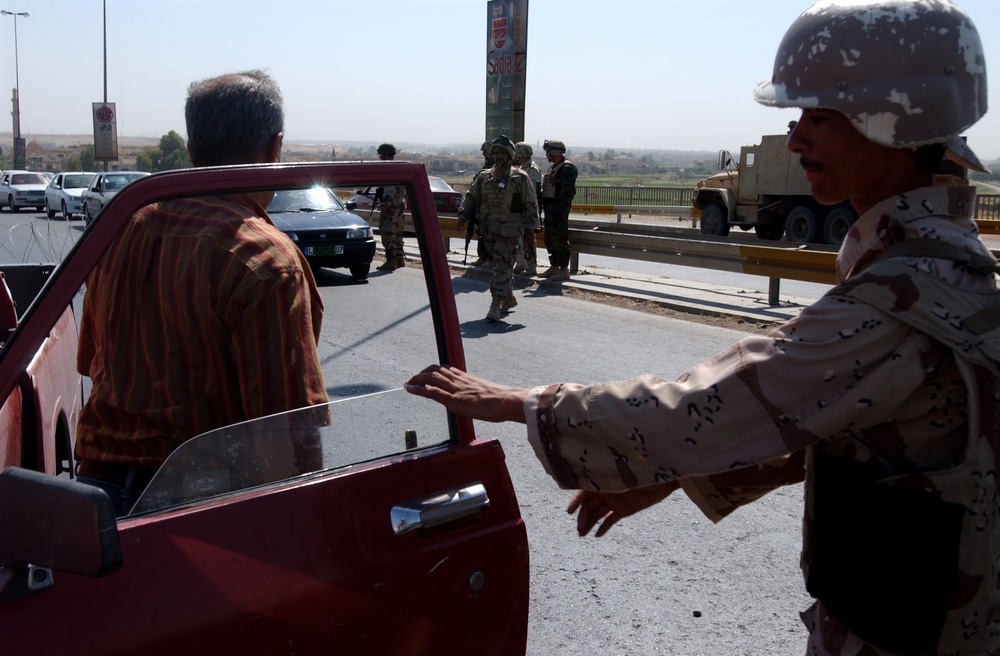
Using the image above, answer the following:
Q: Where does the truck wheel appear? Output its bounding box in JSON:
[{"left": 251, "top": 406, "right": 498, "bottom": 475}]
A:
[
  {"left": 699, "top": 203, "right": 730, "bottom": 236},
  {"left": 755, "top": 224, "right": 784, "bottom": 240},
  {"left": 822, "top": 207, "right": 856, "bottom": 246},
  {"left": 785, "top": 206, "right": 818, "bottom": 243}
]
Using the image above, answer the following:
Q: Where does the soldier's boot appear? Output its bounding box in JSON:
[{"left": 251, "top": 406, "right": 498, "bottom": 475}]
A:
[
  {"left": 549, "top": 267, "right": 570, "bottom": 282},
  {"left": 513, "top": 253, "right": 526, "bottom": 275},
  {"left": 537, "top": 266, "right": 558, "bottom": 279},
  {"left": 500, "top": 291, "right": 518, "bottom": 313},
  {"left": 470, "top": 256, "right": 488, "bottom": 267},
  {"left": 377, "top": 258, "right": 397, "bottom": 272},
  {"left": 486, "top": 297, "right": 503, "bottom": 322},
  {"left": 394, "top": 255, "right": 406, "bottom": 268},
  {"left": 479, "top": 258, "right": 494, "bottom": 269}
]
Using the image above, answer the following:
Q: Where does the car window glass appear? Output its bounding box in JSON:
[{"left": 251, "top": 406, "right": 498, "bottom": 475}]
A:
[{"left": 0, "top": 179, "right": 451, "bottom": 519}]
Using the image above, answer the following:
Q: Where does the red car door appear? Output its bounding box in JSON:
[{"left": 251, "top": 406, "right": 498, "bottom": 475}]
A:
[{"left": 0, "top": 163, "right": 529, "bottom": 655}]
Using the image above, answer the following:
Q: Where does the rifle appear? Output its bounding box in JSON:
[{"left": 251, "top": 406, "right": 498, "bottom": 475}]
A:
[
  {"left": 463, "top": 214, "right": 477, "bottom": 265},
  {"left": 370, "top": 186, "right": 384, "bottom": 217}
]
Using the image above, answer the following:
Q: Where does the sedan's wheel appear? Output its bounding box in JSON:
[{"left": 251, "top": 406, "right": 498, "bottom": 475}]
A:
[
  {"left": 45, "top": 202, "right": 56, "bottom": 219},
  {"left": 699, "top": 203, "right": 730, "bottom": 237},
  {"left": 9, "top": 196, "right": 19, "bottom": 213},
  {"left": 350, "top": 262, "right": 371, "bottom": 280},
  {"left": 785, "top": 206, "right": 818, "bottom": 243},
  {"left": 61, "top": 201, "right": 71, "bottom": 220},
  {"left": 822, "top": 207, "right": 856, "bottom": 246}
]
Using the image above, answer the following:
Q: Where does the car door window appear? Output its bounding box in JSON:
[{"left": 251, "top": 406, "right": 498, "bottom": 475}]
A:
[{"left": 0, "top": 175, "right": 453, "bottom": 518}]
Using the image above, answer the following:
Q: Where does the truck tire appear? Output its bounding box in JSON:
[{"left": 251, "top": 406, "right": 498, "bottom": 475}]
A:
[
  {"left": 755, "top": 223, "right": 784, "bottom": 240},
  {"left": 699, "top": 203, "right": 730, "bottom": 236},
  {"left": 822, "top": 207, "right": 856, "bottom": 246},
  {"left": 785, "top": 206, "right": 818, "bottom": 243}
]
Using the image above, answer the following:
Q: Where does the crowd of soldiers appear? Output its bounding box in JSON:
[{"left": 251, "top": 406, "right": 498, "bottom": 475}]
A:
[{"left": 457, "top": 136, "right": 579, "bottom": 321}]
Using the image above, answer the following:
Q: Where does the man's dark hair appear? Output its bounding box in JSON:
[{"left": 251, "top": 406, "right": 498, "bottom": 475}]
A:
[{"left": 185, "top": 70, "right": 284, "bottom": 167}]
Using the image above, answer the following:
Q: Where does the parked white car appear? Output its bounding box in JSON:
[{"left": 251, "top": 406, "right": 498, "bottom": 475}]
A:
[
  {"left": 0, "top": 171, "right": 48, "bottom": 213},
  {"left": 81, "top": 171, "right": 150, "bottom": 223},
  {"left": 45, "top": 172, "right": 99, "bottom": 220}
]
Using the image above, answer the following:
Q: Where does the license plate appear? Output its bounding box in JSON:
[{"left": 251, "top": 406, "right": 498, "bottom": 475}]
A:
[{"left": 305, "top": 244, "right": 345, "bottom": 256}]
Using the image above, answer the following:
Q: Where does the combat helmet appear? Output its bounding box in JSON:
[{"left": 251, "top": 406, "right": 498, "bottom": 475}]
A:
[
  {"left": 376, "top": 143, "right": 396, "bottom": 158},
  {"left": 543, "top": 139, "right": 566, "bottom": 153},
  {"left": 481, "top": 141, "right": 492, "bottom": 156},
  {"left": 754, "top": 0, "right": 988, "bottom": 171},
  {"left": 491, "top": 135, "right": 516, "bottom": 160},
  {"left": 514, "top": 142, "right": 533, "bottom": 159}
]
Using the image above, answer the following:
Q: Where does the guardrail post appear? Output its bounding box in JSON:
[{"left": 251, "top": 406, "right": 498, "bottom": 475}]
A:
[
  {"left": 570, "top": 252, "right": 579, "bottom": 275},
  {"left": 768, "top": 277, "right": 781, "bottom": 306}
]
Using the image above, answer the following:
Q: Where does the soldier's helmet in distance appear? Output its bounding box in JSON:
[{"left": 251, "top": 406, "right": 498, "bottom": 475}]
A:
[
  {"left": 514, "top": 142, "right": 533, "bottom": 159},
  {"left": 377, "top": 143, "right": 396, "bottom": 157},
  {"left": 481, "top": 141, "right": 492, "bottom": 156},
  {"left": 543, "top": 139, "right": 566, "bottom": 152},
  {"left": 491, "top": 135, "right": 516, "bottom": 160},
  {"left": 754, "top": 0, "right": 989, "bottom": 172}
]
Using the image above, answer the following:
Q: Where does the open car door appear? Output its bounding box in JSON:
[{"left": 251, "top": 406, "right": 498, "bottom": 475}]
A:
[{"left": 0, "top": 163, "right": 529, "bottom": 655}]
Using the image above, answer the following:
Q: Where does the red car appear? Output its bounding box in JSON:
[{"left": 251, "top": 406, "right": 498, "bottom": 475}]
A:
[
  {"left": 349, "top": 175, "right": 463, "bottom": 215},
  {"left": 0, "top": 162, "right": 529, "bottom": 655}
]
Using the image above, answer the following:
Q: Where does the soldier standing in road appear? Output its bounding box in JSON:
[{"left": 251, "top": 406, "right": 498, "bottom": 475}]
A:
[
  {"left": 375, "top": 143, "right": 407, "bottom": 272},
  {"left": 408, "top": 2, "right": 999, "bottom": 653},
  {"left": 539, "top": 140, "right": 577, "bottom": 281},
  {"left": 457, "top": 135, "right": 539, "bottom": 322},
  {"left": 513, "top": 141, "right": 542, "bottom": 276}
]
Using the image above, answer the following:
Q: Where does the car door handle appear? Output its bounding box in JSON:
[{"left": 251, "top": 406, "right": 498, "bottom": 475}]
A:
[{"left": 390, "top": 482, "right": 489, "bottom": 536}]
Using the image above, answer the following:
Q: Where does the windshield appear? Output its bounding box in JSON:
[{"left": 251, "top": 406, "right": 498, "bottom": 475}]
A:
[
  {"left": 268, "top": 187, "right": 344, "bottom": 213},
  {"left": 11, "top": 174, "right": 47, "bottom": 185},
  {"left": 130, "top": 388, "right": 449, "bottom": 515},
  {"left": 64, "top": 175, "right": 92, "bottom": 188}
]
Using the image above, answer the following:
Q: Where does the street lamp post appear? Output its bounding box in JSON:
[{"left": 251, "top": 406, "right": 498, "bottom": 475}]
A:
[{"left": 1, "top": 9, "right": 29, "bottom": 169}]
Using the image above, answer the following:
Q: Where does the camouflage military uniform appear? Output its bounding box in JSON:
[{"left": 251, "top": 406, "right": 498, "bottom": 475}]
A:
[
  {"left": 541, "top": 157, "right": 577, "bottom": 268},
  {"left": 464, "top": 165, "right": 539, "bottom": 305},
  {"left": 522, "top": 185, "right": 1000, "bottom": 654},
  {"left": 515, "top": 159, "right": 542, "bottom": 274},
  {"left": 378, "top": 183, "right": 406, "bottom": 263}
]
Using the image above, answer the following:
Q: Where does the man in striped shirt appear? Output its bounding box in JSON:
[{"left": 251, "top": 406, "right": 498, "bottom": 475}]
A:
[{"left": 74, "top": 71, "right": 328, "bottom": 515}]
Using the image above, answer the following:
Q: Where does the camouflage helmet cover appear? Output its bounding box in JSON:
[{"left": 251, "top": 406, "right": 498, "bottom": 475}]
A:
[
  {"left": 491, "top": 135, "right": 516, "bottom": 160},
  {"left": 754, "top": 0, "right": 989, "bottom": 171},
  {"left": 543, "top": 139, "right": 567, "bottom": 152},
  {"left": 481, "top": 141, "right": 493, "bottom": 156},
  {"left": 514, "top": 142, "right": 533, "bottom": 159},
  {"left": 376, "top": 143, "right": 396, "bottom": 157}
]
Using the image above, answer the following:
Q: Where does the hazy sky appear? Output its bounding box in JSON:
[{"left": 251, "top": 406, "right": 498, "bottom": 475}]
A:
[{"left": 1, "top": 0, "right": 998, "bottom": 161}]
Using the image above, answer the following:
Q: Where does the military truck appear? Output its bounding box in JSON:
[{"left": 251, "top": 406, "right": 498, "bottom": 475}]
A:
[{"left": 692, "top": 133, "right": 858, "bottom": 245}]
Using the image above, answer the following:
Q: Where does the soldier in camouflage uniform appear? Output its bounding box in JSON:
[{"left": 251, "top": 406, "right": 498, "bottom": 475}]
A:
[
  {"left": 408, "top": 2, "right": 998, "bottom": 653},
  {"left": 457, "top": 135, "right": 539, "bottom": 321},
  {"left": 539, "top": 139, "right": 577, "bottom": 281},
  {"left": 462, "top": 142, "right": 495, "bottom": 268},
  {"left": 375, "top": 143, "right": 407, "bottom": 272},
  {"left": 513, "top": 142, "right": 542, "bottom": 277}
]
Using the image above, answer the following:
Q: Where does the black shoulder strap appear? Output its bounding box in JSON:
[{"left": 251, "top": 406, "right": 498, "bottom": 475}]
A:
[{"left": 879, "top": 239, "right": 1000, "bottom": 275}]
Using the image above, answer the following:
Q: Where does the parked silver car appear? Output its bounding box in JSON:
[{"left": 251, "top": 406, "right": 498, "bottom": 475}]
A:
[
  {"left": 45, "top": 171, "right": 99, "bottom": 220},
  {"left": 81, "top": 171, "right": 150, "bottom": 224},
  {"left": 0, "top": 171, "right": 48, "bottom": 213}
]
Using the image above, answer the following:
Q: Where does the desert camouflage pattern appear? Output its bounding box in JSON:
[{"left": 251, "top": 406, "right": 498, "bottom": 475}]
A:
[
  {"left": 465, "top": 164, "right": 539, "bottom": 298},
  {"left": 516, "top": 160, "right": 543, "bottom": 270},
  {"left": 378, "top": 184, "right": 406, "bottom": 260},
  {"left": 524, "top": 185, "right": 1000, "bottom": 654}
]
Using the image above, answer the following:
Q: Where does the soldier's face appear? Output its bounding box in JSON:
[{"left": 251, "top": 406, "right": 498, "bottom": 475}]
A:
[
  {"left": 787, "top": 109, "right": 918, "bottom": 216},
  {"left": 545, "top": 148, "right": 562, "bottom": 163},
  {"left": 492, "top": 148, "right": 510, "bottom": 165}
]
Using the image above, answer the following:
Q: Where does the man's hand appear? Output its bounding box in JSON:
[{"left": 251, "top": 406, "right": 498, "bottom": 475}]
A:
[
  {"left": 405, "top": 364, "right": 529, "bottom": 423},
  {"left": 456, "top": 216, "right": 468, "bottom": 231},
  {"left": 567, "top": 481, "right": 680, "bottom": 537}
]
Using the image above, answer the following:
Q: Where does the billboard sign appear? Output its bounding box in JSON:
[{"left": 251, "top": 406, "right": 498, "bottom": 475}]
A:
[
  {"left": 92, "top": 102, "right": 119, "bottom": 162},
  {"left": 486, "top": 0, "right": 516, "bottom": 142}
]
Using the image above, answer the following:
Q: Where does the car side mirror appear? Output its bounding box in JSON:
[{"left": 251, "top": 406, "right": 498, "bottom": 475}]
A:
[
  {"left": 345, "top": 201, "right": 358, "bottom": 211},
  {"left": 0, "top": 467, "right": 123, "bottom": 603}
]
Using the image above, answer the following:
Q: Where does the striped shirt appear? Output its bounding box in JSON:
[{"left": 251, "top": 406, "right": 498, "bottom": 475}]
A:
[{"left": 76, "top": 193, "right": 328, "bottom": 470}]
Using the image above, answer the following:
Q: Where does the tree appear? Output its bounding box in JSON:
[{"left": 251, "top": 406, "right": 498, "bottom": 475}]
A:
[
  {"left": 156, "top": 131, "right": 192, "bottom": 171},
  {"left": 66, "top": 145, "right": 96, "bottom": 171}
]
